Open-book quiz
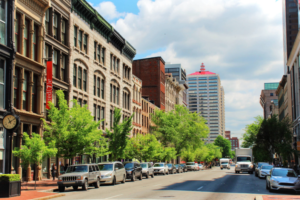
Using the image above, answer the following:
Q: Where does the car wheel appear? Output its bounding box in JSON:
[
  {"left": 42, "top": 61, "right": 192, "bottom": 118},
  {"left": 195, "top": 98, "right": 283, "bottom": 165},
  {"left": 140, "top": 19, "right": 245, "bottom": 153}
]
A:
[
  {"left": 82, "top": 179, "right": 88, "bottom": 191},
  {"left": 146, "top": 172, "right": 149, "bottom": 179},
  {"left": 112, "top": 176, "right": 116, "bottom": 185},
  {"left": 121, "top": 175, "right": 126, "bottom": 183},
  {"left": 94, "top": 178, "right": 100, "bottom": 188},
  {"left": 139, "top": 173, "right": 142, "bottom": 180},
  {"left": 269, "top": 183, "right": 274, "bottom": 192},
  {"left": 131, "top": 173, "right": 136, "bottom": 181},
  {"left": 73, "top": 186, "right": 78, "bottom": 190},
  {"left": 59, "top": 186, "right": 65, "bottom": 192}
]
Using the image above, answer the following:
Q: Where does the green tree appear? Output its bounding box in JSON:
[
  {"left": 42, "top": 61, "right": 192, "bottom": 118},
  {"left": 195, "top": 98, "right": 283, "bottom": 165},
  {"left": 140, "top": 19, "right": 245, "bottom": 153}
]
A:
[
  {"left": 194, "top": 146, "right": 209, "bottom": 162},
  {"left": 214, "top": 135, "right": 232, "bottom": 158},
  {"left": 106, "top": 108, "right": 133, "bottom": 161},
  {"left": 181, "top": 147, "right": 195, "bottom": 162},
  {"left": 241, "top": 116, "right": 263, "bottom": 148},
  {"left": 151, "top": 105, "right": 209, "bottom": 155},
  {"left": 204, "top": 144, "right": 222, "bottom": 163},
  {"left": 230, "top": 150, "right": 235, "bottom": 159},
  {"left": 13, "top": 132, "right": 57, "bottom": 189},
  {"left": 42, "top": 90, "right": 109, "bottom": 162}
]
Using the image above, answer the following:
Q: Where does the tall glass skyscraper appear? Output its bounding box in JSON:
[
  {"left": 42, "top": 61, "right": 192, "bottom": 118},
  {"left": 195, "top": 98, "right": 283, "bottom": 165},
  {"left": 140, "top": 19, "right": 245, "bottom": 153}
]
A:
[{"left": 187, "top": 63, "right": 225, "bottom": 142}]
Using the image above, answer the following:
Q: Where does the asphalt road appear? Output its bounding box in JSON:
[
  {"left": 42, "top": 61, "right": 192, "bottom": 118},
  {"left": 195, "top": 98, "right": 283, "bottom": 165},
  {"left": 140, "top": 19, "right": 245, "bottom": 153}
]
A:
[{"left": 52, "top": 166, "right": 293, "bottom": 200}]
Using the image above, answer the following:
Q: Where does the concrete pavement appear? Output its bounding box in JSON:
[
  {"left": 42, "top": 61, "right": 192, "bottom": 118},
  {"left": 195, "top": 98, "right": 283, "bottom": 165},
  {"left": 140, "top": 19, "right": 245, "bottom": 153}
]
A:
[{"left": 50, "top": 166, "right": 295, "bottom": 200}]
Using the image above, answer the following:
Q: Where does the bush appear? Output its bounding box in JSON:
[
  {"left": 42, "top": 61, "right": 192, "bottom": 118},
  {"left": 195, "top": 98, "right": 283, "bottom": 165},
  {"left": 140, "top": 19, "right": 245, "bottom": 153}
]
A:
[{"left": 0, "top": 174, "right": 21, "bottom": 182}]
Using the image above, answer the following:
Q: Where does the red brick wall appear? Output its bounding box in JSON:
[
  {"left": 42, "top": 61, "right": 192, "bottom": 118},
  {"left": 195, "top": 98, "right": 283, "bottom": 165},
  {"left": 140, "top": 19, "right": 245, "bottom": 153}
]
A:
[{"left": 133, "top": 57, "right": 165, "bottom": 110}]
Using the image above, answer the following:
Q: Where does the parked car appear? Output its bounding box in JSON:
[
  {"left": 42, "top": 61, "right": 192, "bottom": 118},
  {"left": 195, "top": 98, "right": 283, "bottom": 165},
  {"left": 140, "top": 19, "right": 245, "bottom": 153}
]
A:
[
  {"left": 153, "top": 163, "right": 169, "bottom": 175},
  {"left": 258, "top": 165, "right": 273, "bottom": 179},
  {"left": 180, "top": 164, "right": 188, "bottom": 172},
  {"left": 141, "top": 162, "right": 154, "bottom": 178},
  {"left": 199, "top": 164, "right": 204, "bottom": 170},
  {"left": 167, "top": 164, "right": 177, "bottom": 174},
  {"left": 175, "top": 164, "right": 183, "bottom": 173},
  {"left": 255, "top": 162, "right": 269, "bottom": 177},
  {"left": 266, "top": 168, "right": 300, "bottom": 192},
  {"left": 98, "top": 162, "right": 126, "bottom": 185},
  {"left": 124, "top": 162, "right": 142, "bottom": 182},
  {"left": 57, "top": 164, "right": 101, "bottom": 192},
  {"left": 186, "top": 162, "right": 198, "bottom": 171}
]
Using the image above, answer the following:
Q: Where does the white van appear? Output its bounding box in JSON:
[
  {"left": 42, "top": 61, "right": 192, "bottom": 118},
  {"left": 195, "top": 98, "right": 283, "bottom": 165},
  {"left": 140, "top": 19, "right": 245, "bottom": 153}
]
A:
[{"left": 220, "top": 158, "right": 230, "bottom": 170}]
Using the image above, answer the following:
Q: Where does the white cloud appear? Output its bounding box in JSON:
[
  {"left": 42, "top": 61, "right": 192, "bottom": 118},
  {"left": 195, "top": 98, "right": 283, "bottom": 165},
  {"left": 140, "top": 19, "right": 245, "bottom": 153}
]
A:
[
  {"left": 107, "top": 0, "right": 284, "bottom": 141},
  {"left": 92, "top": 1, "right": 125, "bottom": 20}
]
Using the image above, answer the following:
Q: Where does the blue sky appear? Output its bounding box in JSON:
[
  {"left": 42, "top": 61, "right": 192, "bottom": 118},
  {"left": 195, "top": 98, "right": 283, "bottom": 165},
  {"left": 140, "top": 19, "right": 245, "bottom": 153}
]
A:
[{"left": 89, "top": 0, "right": 284, "bottom": 141}]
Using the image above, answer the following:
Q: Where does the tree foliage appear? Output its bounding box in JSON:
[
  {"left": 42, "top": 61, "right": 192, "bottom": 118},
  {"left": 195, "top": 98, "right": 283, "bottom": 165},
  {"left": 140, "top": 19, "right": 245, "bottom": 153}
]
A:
[
  {"left": 106, "top": 108, "right": 133, "bottom": 161},
  {"left": 241, "top": 116, "right": 263, "bottom": 148},
  {"left": 214, "top": 135, "right": 232, "bottom": 158},
  {"left": 13, "top": 132, "right": 57, "bottom": 168},
  {"left": 42, "top": 90, "right": 109, "bottom": 160},
  {"left": 151, "top": 105, "right": 209, "bottom": 155}
]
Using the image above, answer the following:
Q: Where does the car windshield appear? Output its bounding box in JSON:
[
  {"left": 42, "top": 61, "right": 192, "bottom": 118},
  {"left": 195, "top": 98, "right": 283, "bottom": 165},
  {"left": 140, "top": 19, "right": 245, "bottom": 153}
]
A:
[
  {"left": 272, "top": 169, "right": 297, "bottom": 177},
  {"left": 258, "top": 163, "right": 268, "bottom": 168},
  {"left": 237, "top": 157, "right": 251, "bottom": 162},
  {"left": 221, "top": 162, "right": 228, "bottom": 164},
  {"left": 124, "top": 163, "right": 134, "bottom": 169},
  {"left": 175, "top": 164, "right": 178, "bottom": 167},
  {"left": 180, "top": 164, "right": 185, "bottom": 167},
  {"left": 141, "top": 164, "right": 147, "bottom": 168},
  {"left": 167, "top": 164, "right": 173, "bottom": 167},
  {"left": 261, "top": 165, "right": 273, "bottom": 170},
  {"left": 186, "top": 163, "right": 195, "bottom": 165},
  {"left": 154, "top": 164, "right": 164, "bottom": 167},
  {"left": 66, "top": 166, "right": 88, "bottom": 173},
  {"left": 98, "top": 164, "right": 113, "bottom": 171}
]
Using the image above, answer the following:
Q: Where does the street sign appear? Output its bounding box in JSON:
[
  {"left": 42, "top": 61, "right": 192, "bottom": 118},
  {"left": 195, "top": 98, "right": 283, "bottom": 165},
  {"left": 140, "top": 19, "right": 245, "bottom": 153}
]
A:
[{"left": 46, "top": 61, "right": 52, "bottom": 110}]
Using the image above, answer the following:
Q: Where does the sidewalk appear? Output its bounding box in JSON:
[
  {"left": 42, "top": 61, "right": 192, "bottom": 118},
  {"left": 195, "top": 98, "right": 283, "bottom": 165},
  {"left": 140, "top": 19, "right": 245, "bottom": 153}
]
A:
[
  {"left": 1, "top": 179, "right": 65, "bottom": 200},
  {"left": 256, "top": 195, "right": 300, "bottom": 200}
]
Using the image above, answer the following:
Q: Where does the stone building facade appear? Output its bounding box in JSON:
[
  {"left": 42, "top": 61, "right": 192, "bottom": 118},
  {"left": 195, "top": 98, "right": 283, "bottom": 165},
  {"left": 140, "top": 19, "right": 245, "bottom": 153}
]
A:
[
  {"left": 165, "top": 73, "right": 185, "bottom": 112},
  {"left": 132, "top": 75, "right": 142, "bottom": 136},
  {"left": 13, "top": 0, "right": 51, "bottom": 181}
]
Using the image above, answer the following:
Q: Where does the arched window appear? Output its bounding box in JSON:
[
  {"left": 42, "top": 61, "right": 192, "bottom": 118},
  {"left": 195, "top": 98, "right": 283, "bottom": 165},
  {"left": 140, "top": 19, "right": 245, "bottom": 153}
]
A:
[
  {"left": 110, "top": 79, "right": 120, "bottom": 105},
  {"left": 93, "top": 71, "right": 105, "bottom": 99},
  {"left": 123, "top": 88, "right": 130, "bottom": 110},
  {"left": 73, "top": 63, "right": 87, "bottom": 92}
]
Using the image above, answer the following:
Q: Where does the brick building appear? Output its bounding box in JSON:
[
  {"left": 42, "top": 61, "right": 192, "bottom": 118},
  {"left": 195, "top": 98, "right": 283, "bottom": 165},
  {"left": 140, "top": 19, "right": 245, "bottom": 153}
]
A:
[
  {"left": 230, "top": 137, "right": 239, "bottom": 151},
  {"left": 133, "top": 57, "right": 166, "bottom": 110},
  {"left": 259, "top": 83, "right": 279, "bottom": 119},
  {"left": 225, "top": 131, "right": 231, "bottom": 140}
]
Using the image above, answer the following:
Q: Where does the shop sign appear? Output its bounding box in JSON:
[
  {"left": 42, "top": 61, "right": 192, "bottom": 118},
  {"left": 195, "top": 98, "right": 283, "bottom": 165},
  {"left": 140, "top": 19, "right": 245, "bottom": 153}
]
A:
[{"left": 46, "top": 61, "right": 52, "bottom": 110}]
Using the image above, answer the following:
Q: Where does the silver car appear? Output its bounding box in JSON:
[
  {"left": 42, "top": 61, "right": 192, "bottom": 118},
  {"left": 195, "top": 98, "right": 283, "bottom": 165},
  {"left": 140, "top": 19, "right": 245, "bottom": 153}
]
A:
[
  {"left": 57, "top": 164, "right": 101, "bottom": 192},
  {"left": 255, "top": 162, "right": 269, "bottom": 177},
  {"left": 186, "top": 162, "right": 198, "bottom": 171},
  {"left": 98, "top": 162, "right": 126, "bottom": 185},
  {"left": 153, "top": 163, "right": 169, "bottom": 175},
  {"left": 141, "top": 162, "right": 154, "bottom": 178},
  {"left": 258, "top": 165, "right": 273, "bottom": 178},
  {"left": 266, "top": 168, "right": 300, "bottom": 192}
]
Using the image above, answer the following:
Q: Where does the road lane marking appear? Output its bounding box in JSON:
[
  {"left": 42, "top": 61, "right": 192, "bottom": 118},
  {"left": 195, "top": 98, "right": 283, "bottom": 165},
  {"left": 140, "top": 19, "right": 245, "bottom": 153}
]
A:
[
  {"left": 197, "top": 186, "right": 203, "bottom": 190},
  {"left": 104, "top": 194, "right": 123, "bottom": 199}
]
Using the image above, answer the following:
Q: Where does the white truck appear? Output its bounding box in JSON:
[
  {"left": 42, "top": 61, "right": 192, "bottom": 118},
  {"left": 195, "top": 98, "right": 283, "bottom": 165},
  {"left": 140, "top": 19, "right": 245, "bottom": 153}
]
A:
[
  {"left": 219, "top": 158, "right": 230, "bottom": 170},
  {"left": 235, "top": 148, "right": 254, "bottom": 174}
]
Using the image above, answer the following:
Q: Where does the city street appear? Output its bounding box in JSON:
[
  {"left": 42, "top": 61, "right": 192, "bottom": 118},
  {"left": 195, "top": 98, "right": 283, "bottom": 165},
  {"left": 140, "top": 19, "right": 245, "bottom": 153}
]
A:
[{"left": 52, "top": 166, "right": 287, "bottom": 200}]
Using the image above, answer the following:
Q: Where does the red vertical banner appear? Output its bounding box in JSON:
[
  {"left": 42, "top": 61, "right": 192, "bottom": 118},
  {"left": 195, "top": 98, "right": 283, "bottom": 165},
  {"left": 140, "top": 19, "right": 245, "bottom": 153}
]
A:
[{"left": 46, "top": 61, "right": 53, "bottom": 110}]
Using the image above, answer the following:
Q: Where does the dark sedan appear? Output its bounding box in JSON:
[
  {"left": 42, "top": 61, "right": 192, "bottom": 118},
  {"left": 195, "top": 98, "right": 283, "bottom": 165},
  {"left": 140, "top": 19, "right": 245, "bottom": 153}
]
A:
[
  {"left": 175, "top": 164, "right": 183, "bottom": 173},
  {"left": 124, "top": 162, "right": 143, "bottom": 181},
  {"left": 180, "top": 164, "right": 188, "bottom": 172},
  {"left": 167, "top": 164, "right": 177, "bottom": 174}
]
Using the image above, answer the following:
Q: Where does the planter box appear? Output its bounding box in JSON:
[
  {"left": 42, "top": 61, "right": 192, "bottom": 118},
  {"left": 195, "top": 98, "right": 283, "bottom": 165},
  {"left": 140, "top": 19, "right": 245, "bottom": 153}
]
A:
[{"left": 0, "top": 181, "right": 21, "bottom": 198}]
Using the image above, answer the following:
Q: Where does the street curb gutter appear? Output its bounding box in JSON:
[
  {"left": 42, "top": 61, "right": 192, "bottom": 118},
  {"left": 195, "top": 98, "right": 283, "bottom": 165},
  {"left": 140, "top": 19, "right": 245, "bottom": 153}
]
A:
[
  {"left": 30, "top": 193, "right": 65, "bottom": 200},
  {"left": 255, "top": 196, "right": 263, "bottom": 200}
]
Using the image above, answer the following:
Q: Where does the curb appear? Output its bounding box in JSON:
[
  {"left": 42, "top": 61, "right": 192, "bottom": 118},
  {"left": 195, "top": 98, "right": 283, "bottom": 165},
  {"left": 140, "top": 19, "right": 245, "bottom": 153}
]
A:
[
  {"left": 255, "top": 196, "right": 263, "bottom": 200},
  {"left": 30, "top": 193, "right": 65, "bottom": 200}
]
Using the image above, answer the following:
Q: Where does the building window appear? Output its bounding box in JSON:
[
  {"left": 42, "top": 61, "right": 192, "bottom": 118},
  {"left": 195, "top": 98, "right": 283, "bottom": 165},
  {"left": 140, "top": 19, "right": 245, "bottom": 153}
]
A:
[
  {"left": 0, "top": 59, "right": 4, "bottom": 109},
  {"left": 101, "top": 79, "right": 104, "bottom": 99},
  {"left": 83, "top": 69, "right": 87, "bottom": 92},
  {"left": 73, "top": 64, "right": 76, "bottom": 87},
  {"left": 61, "top": 19, "right": 66, "bottom": 44},
  {"left": 74, "top": 26, "right": 77, "bottom": 47},
  {"left": 53, "top": 13, "right": 58, "bottom": 39},
  {"left": 23, "top": 71, "right": 29, "bottom": 110},
  {"left": 116, "top": 88, "right": 119, "bottom": 105},
  {"left": 93, "top": 104, "right": 96, "bottom": 121},
  {"left": 23, "top": 19, "right": 29, "bottom": 57},
  {"left": 101, "top": 107, "right": 105, "bottom": 129},
  {"left": 32, "top": 74, "right": 37, "bottom": 113},
  {"left": 97, "top": 77, "right": 100, "bottom": 97},
  {"left": 44, "top": 44, "right": 50, "bottom": 67},
  {"left": 270, "top": 93, "right": 274, "bottom": 96},
  {"left": 116, "top": 60, "right": 119, "bottom": 73},
  {"left": 53, "top": 49, "right": 58, "bottom": 78},
  {"left": 15, "top": 13, "right": 20, "bottom": 53},
  {"left": 97, "top": 45, "right": 100, "bottom": 62},
  {"left": 94, "top": 42, "right": 97, "bottom": 60},
  {"left": 83, "top": 34, "right": 88, "bottom": 54},
  {"left": 14, "top": 68, "right": 19, "bottom": 109},
  {"left": 78, "top": 30, "right": 83, "bottom": 51},
  {"left": 32, "top": 25, "right": 38, "bottom": 61},
  {"left": 101, "top": 48, "right": 105, "bottom": 64},
  {"left": 61, "top": 54, "right": 66, "bottom": 81},
  {"left": 0, "top": 0, "right": 6, "bottom": 45},
  {"left": 93, "top": 75, "right": 96, "bottom": 95},
  {"left": 110, "top": 54, "right": 113, "bottom": 70},
  {"left": 78, "top": 67, "right": 82, "bottom": 90},
  {"left": 45, "top": 9, "right": 50, "bottom": 35},
  {"left": 97, "top": 106, "right": 100, "bottom": 124}
]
